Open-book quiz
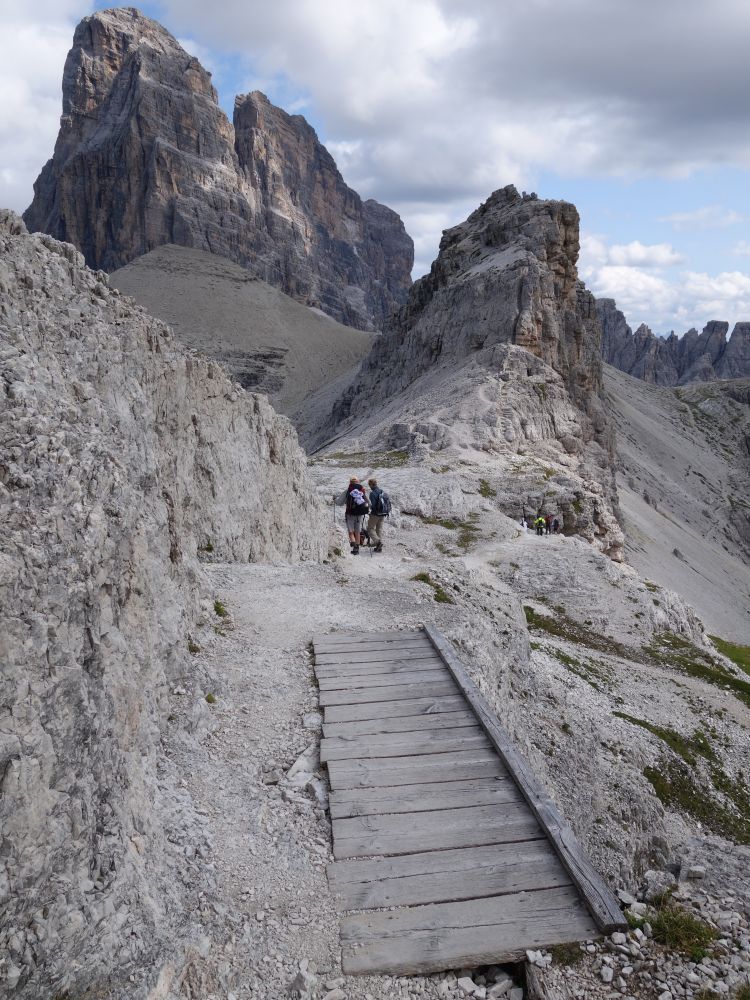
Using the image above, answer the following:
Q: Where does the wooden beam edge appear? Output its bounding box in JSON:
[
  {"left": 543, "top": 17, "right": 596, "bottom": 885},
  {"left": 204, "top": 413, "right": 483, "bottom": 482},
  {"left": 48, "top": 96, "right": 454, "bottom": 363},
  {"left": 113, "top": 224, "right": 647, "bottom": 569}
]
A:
[{"left": 423, "top": 624, "right": 626, "bottom": 934}]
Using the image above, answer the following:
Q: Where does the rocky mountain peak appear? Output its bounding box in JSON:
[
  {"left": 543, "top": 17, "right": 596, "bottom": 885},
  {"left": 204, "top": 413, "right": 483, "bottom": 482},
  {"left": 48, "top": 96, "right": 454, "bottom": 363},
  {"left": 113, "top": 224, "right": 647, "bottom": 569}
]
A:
[
  {"left": 23, "top": 8, "right": 412, "bottom": 330},
  {"left": 598, "top": 299, "right": 750, "bottom": 384},
  {"left": 334, "top": 184, "right": 604, "bottom": 424}
]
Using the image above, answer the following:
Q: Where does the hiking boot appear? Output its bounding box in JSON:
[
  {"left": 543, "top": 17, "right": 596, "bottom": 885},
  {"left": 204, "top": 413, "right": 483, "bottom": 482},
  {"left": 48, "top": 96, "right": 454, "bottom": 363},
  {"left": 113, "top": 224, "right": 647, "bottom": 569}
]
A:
[
  {"left": 352, "top": 544, "right": 359, "bottom": 554},
  {"left": 374, "top": 543, "right": 383, "bottom": 553}
]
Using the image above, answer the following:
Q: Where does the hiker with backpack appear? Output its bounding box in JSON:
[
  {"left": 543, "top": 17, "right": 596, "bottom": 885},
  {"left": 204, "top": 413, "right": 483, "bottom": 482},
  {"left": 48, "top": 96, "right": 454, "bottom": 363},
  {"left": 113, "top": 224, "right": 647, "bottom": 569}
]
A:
[
  {"left": 366, "top": 478, "right": 392, "bottom": 553},
  {"left": 334, "top": 477, "right": 370, "bottom": 554}
]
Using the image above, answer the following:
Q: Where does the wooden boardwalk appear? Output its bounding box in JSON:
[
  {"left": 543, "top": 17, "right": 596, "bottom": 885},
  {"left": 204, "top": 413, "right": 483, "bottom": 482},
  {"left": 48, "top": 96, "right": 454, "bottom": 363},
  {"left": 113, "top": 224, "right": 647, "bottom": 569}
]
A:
[{"left": 313, "top": 625, "right": 624, "bottom": 976}]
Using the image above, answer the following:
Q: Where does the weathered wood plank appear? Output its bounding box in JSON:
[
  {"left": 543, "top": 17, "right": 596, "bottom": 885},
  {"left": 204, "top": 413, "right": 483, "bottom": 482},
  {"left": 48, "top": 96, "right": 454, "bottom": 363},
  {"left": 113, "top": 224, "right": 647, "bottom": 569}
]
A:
[
  {"left": 321, "top": 727, "right": 489, "bottom": 762},
  {"left": 331, "top": 802, "right": 542, "bottom": 858},
  {"left": 314, "top": 636, "right": 431, "bottom": 655},
  {"left": 319, "top": 678, "right": 458, "bottom": 707},
  {"left": 313, "top": 630, "right": 422, "bottom": 645},
  {"left": 340, "top": 885, "right": 599, "bottom": 975},
  {"left": 324, "top": 694, "right": 467, "bottom": 723},
  {"left": 323, "top": 709, "right": 477, "bottom": 738},
  {"left": 326, "top": 749, "right": 503, "bottom": 789},
  {"left": 314, "top": 657, "right": 444, "bottom": 679},
  {"left": 315, "top": 647, "right": 440, "bottom": 665},
  {"left": 327, "top": 841, "right": 570, "bottom": 910},
  {"left": 424, "top": 625, "right": 626, "bottom": 933},
  {"left": 329, "top": 776, "right": 518, "bottom": 818},
  {"left": 317, "top": 667, "right": 448, "bottom": 693}
]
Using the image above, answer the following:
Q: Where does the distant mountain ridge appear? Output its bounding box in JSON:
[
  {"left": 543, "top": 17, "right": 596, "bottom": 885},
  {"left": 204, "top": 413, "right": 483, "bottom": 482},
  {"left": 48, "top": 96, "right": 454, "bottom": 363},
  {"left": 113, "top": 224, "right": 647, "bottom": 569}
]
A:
[
  {"left": 23, "top": 7, "right": 413, "bottom": 330},
  {"left": 597, "top": 298, "right": 750, "bottom": 385}
]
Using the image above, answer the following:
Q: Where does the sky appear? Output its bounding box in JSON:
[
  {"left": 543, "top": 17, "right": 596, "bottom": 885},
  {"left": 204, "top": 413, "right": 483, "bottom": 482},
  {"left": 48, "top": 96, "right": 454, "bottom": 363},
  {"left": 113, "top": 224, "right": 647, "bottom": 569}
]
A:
[{"left": 1, "top": 0, "right": 750, "bottom": 335}]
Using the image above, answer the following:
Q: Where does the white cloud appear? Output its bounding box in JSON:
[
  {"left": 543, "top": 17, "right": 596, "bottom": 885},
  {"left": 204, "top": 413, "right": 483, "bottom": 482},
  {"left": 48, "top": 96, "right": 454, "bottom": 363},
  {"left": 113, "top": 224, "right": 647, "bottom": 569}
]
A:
[
  {"left": 580, "top": 235, "right": 683, "bottom": 271},
  {"left": 581, "top": 232, "right": 750, "bottom": 332},
  {"left": 658, "top": 206, "right": 743, "bottom": 230},
  {"left": 0, "top": 2, "right": 92, "bottom": 213},
  {"left": 732, "top": 240, "right": 750, "bottom": 257}
]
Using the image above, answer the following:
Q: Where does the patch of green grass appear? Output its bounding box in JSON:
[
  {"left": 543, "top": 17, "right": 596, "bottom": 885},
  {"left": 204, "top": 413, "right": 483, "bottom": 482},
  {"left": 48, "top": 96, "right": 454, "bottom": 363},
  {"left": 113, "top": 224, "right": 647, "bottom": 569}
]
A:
[
  {"left": 478, "top": 478, "right": 497, "bottom": 498},
  {"left": 199, "top": 539, "right": 214, "bottom": 553},
  {"left": 644, "top": 760, "right": 750, "bottom": 844},
  {"left": 214, "top": 599, "right": 229, "bottom": 618},
  {"left": 644, "top": 632, "right": 750, "bottom": 708},
  {"left": 533, "top": 382, "right": 548, "bottom": 401},
  {"left": 324, "top": 449, "right": 409, "bottom": 468},
  {"left": 625, "top": 911, "right": 645, "bottom": 930},
  {"left": 644, "top": 581, "right": 660, "bottom": 592},
  {"left": 411, "top": 572, "right": 455, "bottom": 605},
  {"left": 560, "top": 722, "right": 572, "bottom": 735},
  {"left": 572, "top": 499, "right": 583, "bottom": 514},
  {"left": 332, "top": 546, "right": 342, "bottom": 557},
  {"left": 710, "top": 635, "right": 750, "bottom": 677},
  {"left": 188, "top": 640, "right": 201, "bottom": 654},
  {"left": 542, "top": 467, "right": 555, "bottom": 480},
  {"left": 549, "top": 942, "right": 583, "bottom": 966},
  {"left": 649, "top": 902, "right": 717, "bottom": 961},
  {"left": 457, "top": 512, "right": 481, "bottom": 551},
  {"left": 613, "top": 712, "right": 716, "bottom": 765},
  {"left": 205, "top": 693, "right": 216, "bottom": 704},
  {"left": 733, "top": 986, "right": 750, "bottom": 1000},
  {"left": 421, "top": 515, "right": 463, "bottom": 529},
  {"left": 523, "top": 605, "right": 631, "bottom": 660}
]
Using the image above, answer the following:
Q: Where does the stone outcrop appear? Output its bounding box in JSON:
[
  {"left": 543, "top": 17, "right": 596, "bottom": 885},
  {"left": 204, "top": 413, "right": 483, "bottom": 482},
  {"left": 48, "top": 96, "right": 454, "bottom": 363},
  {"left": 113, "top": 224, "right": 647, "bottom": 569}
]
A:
[
  {"left": 334, "top": 186, "right": 610, "bottom": 444},
  {"left": 23, "top": 8, "right": 412, "bottom": 330},
  {"left": 314, "top": 186, "right": 623, "bottom": 559},
  {"left": 598, "top": 298, "right": 750, "bottom": 384},
  {"left": 0, "top": 210, "right": 325, "bottom": 998}
]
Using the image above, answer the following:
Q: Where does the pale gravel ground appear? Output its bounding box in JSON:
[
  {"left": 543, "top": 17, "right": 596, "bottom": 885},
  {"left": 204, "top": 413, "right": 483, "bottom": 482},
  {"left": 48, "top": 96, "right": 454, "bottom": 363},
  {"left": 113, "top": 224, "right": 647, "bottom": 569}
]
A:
[{"left": 159, "top": 492, "right": 749, "bottom": 999}]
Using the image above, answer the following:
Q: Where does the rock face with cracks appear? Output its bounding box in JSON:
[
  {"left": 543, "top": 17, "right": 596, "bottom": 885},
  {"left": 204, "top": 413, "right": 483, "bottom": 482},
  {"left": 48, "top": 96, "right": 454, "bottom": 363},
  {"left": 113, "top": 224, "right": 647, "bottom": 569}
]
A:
[
  {"left": 318, "top": 186, "right": 623, "bottom": 559},
  {"left": 0, "top": 209, "right": 325, "bottom": 999},
  {"left": 23, "top": 8, "right": 412, "bottom": 331}
]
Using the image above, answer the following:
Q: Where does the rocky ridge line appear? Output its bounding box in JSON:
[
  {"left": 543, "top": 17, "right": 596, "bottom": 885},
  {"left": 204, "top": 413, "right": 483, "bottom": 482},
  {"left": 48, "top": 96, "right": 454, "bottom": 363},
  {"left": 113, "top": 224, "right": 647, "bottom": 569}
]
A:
[
  {"left": 598, "top": 297, "right": 750, "bottom": 385},
  {"left": 0, "top": 209, "right": 326, "bottom": 999},
  {"left": 23, "top": 7, "right": 413, "bottom": 331}
]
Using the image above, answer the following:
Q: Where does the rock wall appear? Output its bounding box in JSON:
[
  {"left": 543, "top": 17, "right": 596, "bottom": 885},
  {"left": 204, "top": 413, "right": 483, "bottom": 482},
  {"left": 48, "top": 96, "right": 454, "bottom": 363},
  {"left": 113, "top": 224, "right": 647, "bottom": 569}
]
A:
[
  {"left": 598, "top": 297, "right": 750, "bottom": 384},
  {"left": 23, "top": 8, "right": 413, "bottom": 331},
  {"left": 0, "top": 210, "right": 325, "bottom": 998},
  {"left": 334, "top": 186, "right": 609, "bottom": 444}
]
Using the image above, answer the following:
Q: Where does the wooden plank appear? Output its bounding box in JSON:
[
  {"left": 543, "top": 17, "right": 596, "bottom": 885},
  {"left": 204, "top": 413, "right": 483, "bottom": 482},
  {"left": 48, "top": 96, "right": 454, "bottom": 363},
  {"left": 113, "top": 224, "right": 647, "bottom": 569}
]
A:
[
  {"left": 314, "top": 657, "right": 444, "bottom": 679},
  {"left": 317, "top": 668, "right": 448, "bottom": 693},
  {"left": 323, "top": 709, "right": 477, "bottom": 738},
  {"left": 424, "top": 625, "right": 626, "bottom": 933},
  {"left": 319, "top": 679, "right": 458, "bottom": 707},
  {"left": 324, "top": 694, "right": 467, "bottom": 723},
  {"left": 326, "top": 749, "right": 503, "bottom": 789},
  {"left": 525, "top": 965, "right": 574, "bottom": 1000},
  {"left": 315, "top": 647, "right": 440, "bottom": 665},
  {"left": 313, "top": 630, "right": 421, "bottom": 645},
  {"left": 314, "top": 636, "right": 431, "bottom": 655},
  {"left": 320, "top": 727, "right": 489, "bottom": 762},
  {"left": 329, "top": 776, "right": 519, "bottom": 818},
  {"left": 331, "top": 802, "right": 542, "bottom": 858},
  {"left": 340, "top": 885, "right": 599, "bottom": 975},
  {"left": 327, "top": 841, "right": 570, "bottom": 909}
]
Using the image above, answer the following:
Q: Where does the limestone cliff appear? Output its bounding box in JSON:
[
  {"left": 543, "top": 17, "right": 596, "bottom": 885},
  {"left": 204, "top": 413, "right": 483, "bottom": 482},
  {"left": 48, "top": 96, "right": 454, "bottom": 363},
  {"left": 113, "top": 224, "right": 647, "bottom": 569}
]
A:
[
  {"left": 313, "top": 186, "right": 623, "bottom": 559},
  {"left": 334, "top": 186, "right": 608, "bottom": 439},
  {"left": 0, "top": 209, "right": 325, "bottom": 998},
  {"left": 23, "top": 8, "right": 412, "bottom": 331},
  {"left": 598, "top": 298, "right": 750, "bottom": 384}
]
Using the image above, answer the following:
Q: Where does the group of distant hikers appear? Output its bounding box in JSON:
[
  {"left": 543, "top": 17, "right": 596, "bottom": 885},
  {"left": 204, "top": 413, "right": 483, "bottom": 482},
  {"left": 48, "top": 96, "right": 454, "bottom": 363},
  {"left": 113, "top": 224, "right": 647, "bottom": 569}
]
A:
[
  {"left": 334, "top": 477, "right": 392, "bottom": 555},
  {"left": 522, "top": 513, "right": 561, "bottom": 536}
]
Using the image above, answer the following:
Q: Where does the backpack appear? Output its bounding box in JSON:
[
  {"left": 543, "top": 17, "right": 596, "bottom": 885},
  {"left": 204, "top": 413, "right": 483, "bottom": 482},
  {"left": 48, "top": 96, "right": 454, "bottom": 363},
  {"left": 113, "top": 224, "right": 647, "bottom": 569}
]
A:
[
  {"left": 346, "top": 485, "right": 369, "bottom": 516},
  {"left": 371, "top": 489, "right": 392, "bottom": 517}
]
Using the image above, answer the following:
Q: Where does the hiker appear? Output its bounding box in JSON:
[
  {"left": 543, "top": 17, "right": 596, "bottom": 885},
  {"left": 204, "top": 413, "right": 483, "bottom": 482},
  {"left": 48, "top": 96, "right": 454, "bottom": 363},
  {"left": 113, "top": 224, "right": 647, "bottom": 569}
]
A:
[
  {"left": 545, "top": 514, "right": 552, "bottom": 535},
  {"left": 534, "top": 515, "right": 545, "bottom": 536},
  {"left": 334, "top": 477, "right": 370, "bottom": 554},
  {"left": 366, "top": 478, "right": 392, "bottom": 553},
  {"left": 553, "top": 516, "right": 560, "bottom": 533}
]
